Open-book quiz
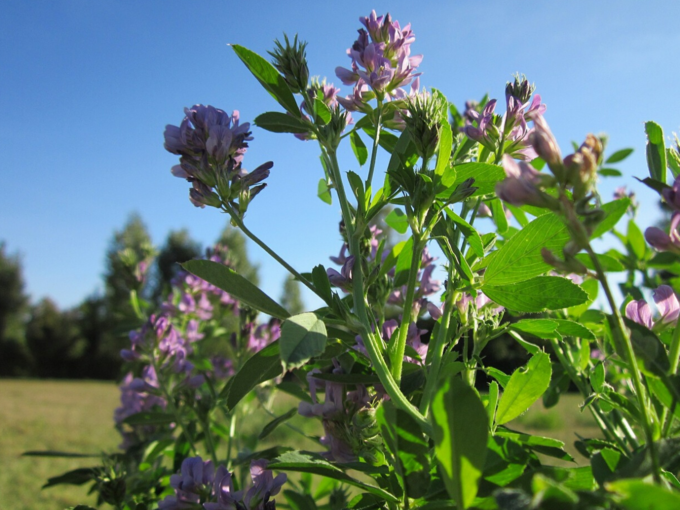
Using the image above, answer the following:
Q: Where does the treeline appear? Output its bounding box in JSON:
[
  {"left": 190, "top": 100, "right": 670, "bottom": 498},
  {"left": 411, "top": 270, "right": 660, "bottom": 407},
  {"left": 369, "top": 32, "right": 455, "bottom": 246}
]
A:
[{"left": 0, "top": 213, "right": 303, "bottom": 380}]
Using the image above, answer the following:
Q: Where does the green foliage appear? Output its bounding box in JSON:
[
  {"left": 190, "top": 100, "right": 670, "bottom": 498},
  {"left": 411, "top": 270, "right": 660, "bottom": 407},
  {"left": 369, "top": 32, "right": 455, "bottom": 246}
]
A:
[
  {"left": 495, "top": 352, "right": 552, "bottom": 426},
  {"left": 279, "top": 312, "right": 327, "bottom": 371},
  {"left": 280, "top": 275, "right": 305, "bottom": 316}
]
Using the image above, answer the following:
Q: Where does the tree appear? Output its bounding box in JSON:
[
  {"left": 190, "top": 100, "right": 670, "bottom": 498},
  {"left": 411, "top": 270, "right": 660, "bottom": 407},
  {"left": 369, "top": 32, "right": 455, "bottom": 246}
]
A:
[
  {"left": 25, "top": 298, "right": 82, "bottom": 378},
  {"left": 280, "top": 275, "right": 305, "bottom": 315},
  {"left": 104, "top": 212, "right": 155, "bottom": 318},
  {"left": 216, "top": 224, "right": 260, "bottom": 285},
  {"left": 152, "top": 229, "right": 202, "bottom": 303},
  {"left": 0, "top": 242, "right": 31, "bottom": 376}
]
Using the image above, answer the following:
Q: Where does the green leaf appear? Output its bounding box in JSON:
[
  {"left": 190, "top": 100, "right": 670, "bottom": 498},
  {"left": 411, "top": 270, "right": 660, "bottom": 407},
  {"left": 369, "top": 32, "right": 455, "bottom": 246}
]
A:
[
  {"left": 435, "top": 117, "right": 453, "bottom": 177},
  {"left": 122, "top": 411, "right": 175, "bottom": 426},
  {"left": 431, "top": 375, "right": 488, "bottom": 509},
  {"left": 483, "top": 276, "right": 588, "bottom": 312},
  {"left": 607, "top": 479, "right": 680, "bottom": 509},
  {"left": 590, "top": 198, "right": 630, "bottom": 239},
  {"left": 317, "top": 179, "right": 332, "bottom": 205},
  {"left": 385, "top": 208, "right": 409, "bottom": 234},
  {"left": 254, "top": 111, "right": 309, "bottom": 133},
  {"left": 231, "top": 44, "right": 299, "bottom": 116},
  {"left": 280, "top": 313, "right": 327, "bottom": 371},
  {"left": 483, "top": 214, "right": 569, "bottom": 286},
  {"left": 627, "top": 219, "right": 647, "bottom": 260},
  {"left": 284, "top": 490, "right": 318, "bottom": 510},
  {"left": 668, "top": 147, "right": 680, "bottom": 178},
  {"left": 270, "top": 451, "right": 398, "bottom": 503},
  {"left": 575, "top": 252, "right": 624, "bottom": 272},
  {"left": 645, "top": 121, "right": 667, "bottom": 184},
  {"left": 377, "top": 402, "right": 430, "bottom": 498},
  {"left": 314, "top": 97, "right": 332, "bottom": 124},
  {"left": 22, "top": 451, "right": 99, "bottom": 458},
  {"left": 487, "top": 367, "right": 511, "bottom": 388},
  {"left": 446, "top": 163, "right": 505, "bottom": 198},
  {"left": 605, "top": 148, "right": 634, "bottom": 164},
  {"left": 443, "top": 208, "right": 484, "bottom": 257},
  {"left": 598, "top": 168, "right": 623, "bottom": 177},
  {"left": 311, "top": 265, "right": 333, "bottom": 304},
  {"left": 495, "top": 352, "right": 552, "bottom": 425},
  {"left": 221, "top": 340, "right": 282, "bottom": 410},
  {"left": 42, "top": 467, "right": 101, "bottom": 489},
  {"left": 259, "top": 408, "right": 298, "bottom": 440},
  {"left": 512, "top": 318, "right": 594, "bottom": 340},
  {"left": 182, "top": 260, "right": 290, "bottom": 320},
  {"left": 490, "top": 198, "right": 508, "bottom": 235},
  {"left": 591, "top": 362, "right": 606, "bottom": 393},
  {"left": 350, "top": 131, "right": 368, "bottom": 166},
  {"left": 622, "top": 317, "right": 670, "bottom": 377}
]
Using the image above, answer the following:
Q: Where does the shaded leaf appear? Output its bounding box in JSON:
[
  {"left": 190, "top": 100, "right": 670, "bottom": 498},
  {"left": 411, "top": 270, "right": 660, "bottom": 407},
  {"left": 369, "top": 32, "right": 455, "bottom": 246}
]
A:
[
  {"left": 280, "top": 313, "right": 327, "bottom": 371},
  {"left": 431, "top": 375, "right": 488, "bottom": 509},
  {"left": 182, "top": 260, "right": 290, "bottom": 320}
]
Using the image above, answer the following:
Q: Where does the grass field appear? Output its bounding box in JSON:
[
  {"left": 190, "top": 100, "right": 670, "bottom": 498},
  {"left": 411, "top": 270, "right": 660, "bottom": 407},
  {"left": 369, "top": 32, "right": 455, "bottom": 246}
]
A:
[{"left": 1, "top": 379, "right": 600, "bottom": 510}]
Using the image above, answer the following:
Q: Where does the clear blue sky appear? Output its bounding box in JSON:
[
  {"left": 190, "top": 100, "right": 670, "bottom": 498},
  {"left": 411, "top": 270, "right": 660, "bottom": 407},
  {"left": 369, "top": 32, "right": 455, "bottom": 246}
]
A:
[{"left": 2, "top": 0, "right": 679, "bottom": 309}]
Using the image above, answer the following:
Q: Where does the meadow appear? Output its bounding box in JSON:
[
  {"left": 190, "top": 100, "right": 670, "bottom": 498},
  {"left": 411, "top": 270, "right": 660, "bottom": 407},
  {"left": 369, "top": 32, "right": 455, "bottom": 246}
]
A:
[{"left": 1, "top": 379, "right": 599, "bottom": 510}]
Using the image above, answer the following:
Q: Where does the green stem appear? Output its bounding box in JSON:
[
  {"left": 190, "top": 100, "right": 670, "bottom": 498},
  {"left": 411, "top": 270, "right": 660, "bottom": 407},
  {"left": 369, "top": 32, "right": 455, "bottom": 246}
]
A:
[
  {"left": 547, "top": 336, "right": 630, "bottom": 454},
  {"left": 661, "top": 324, "right": 680, "bottom": 434},
  {"left": 390, "top": 234, "right": 423, "bottom": 384},
  {"left": 150, "top": 356, "right": 198, "bottom": 456},
  {"left": 366, "top": 102, "right": 383, "bottom": 190},
  {"left": 200, "top": 417, "right": 219, "bottom": 464},
  {"left": 586, "top": 245, "right": 661, "bottom": 483},
  {"left": 225, "top": 411, "right": 236, "bottom": 467},
  {"left": 419, "top": 283, "right": 456, "bottom": 416},
  {"left": 325, "top": 149, "right": 431, "bottom": 434},
  {"left": 221, "top": 203, "right": 327, "bottom": 305}
]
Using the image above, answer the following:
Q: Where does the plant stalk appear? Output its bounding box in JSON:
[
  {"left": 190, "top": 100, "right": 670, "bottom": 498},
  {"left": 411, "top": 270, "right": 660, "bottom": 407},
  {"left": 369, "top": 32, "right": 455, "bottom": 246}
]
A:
[{"left": 586, "top": 245, "right": 661, "bottom": 483}]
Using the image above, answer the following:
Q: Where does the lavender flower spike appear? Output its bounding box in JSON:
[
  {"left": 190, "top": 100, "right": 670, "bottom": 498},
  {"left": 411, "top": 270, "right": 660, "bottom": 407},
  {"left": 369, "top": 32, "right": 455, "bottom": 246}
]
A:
[{"left": 244, "top": 459, "right": 287, "bottom": 510}]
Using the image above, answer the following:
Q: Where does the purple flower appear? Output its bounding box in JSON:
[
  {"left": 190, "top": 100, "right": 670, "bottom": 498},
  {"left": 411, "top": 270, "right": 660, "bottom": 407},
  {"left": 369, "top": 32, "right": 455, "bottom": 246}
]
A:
[
  {"left": 496, "top": 154, "right": 552, "bottom": 208},
  {"left": 204, "top": 466, "right": 241, "bottom": 510},
  {"left": 336, "top": 11, "right": 422, "bottom": 106},
  {"left": 662, "top": 175, "right": 680, "bottom": 211},
  {"left": 165, "top": 105, "right": 272, "bottom": 212},
  {"left": 298, "top": 364, "right": 371, "bottom": 462},
  {"left": 244, "top": 460, "right": 287, "bottom": 510},
  {"left": 645, "top": 212, "right": 680, "bottom": 254},
  {"left": 625, "top": 285, "right": 680, "bottom": 330},
  {"left": 327, "top": 256, "right": 355, "bottom": 291},
  {"left": 382, "top": 319, "right": 428, "bottom": 363}
]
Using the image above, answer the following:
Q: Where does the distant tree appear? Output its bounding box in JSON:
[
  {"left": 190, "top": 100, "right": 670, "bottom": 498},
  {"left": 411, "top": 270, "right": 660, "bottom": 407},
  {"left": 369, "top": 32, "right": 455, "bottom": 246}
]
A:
[
  {"left": 152, "top": 229, "right": 202, "bottom": 303},
  {"left": 25, "top": 298, "right": 82, "bottom": 378},
  {"left": 0, "top": 242, "right": 31, "bottom": 376},
  {"left": 216, "top": 224, "right": 260, "bottom": 285},
  {"left": 104, "top": 212, "right": 155, "bottom": 319},
  {"left": 280, "top": 275, "right": 305, "bottom": 315}
]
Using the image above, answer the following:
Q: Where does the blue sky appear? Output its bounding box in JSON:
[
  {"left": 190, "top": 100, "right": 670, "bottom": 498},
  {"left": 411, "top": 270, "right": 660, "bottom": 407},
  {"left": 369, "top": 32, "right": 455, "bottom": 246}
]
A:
[{"left": 2, "top": 0, "right": 679, "bottom": 310}]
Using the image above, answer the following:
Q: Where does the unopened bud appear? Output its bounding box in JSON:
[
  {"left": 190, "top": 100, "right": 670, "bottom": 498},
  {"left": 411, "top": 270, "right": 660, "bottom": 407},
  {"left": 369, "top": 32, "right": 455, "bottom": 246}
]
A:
[{"left": 269, "top": 34, "right": 309, "bottom": 93}]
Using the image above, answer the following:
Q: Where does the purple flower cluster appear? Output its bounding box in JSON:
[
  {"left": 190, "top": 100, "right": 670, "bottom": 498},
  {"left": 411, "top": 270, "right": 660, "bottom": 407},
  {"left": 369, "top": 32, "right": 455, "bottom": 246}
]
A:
[
  {"left": 388, "top": 247, "right": 441, "bottom": 316},
  {"left": 298, "top": 362, "right": 378, "bottom": 462},
  {"left": 336, "top": 11, "right": 422, "bottom": 110},
  {"left": 165, "top": 104, "right": 272, "bottom": 212},
  {"left": 114, "top": 370, "right": 167, "bottom": 449},
  {"left": 382, "top": 319, "right": 428, "bottom": 362},
  {"left": 625, "top": 285, "right": 680, "bottom": 331},
  {"left": 462, "top": 76, "right": 546, "bottom": 161},
  {"left": 159, "top": 457, "right": 286, "bottom": 510}
]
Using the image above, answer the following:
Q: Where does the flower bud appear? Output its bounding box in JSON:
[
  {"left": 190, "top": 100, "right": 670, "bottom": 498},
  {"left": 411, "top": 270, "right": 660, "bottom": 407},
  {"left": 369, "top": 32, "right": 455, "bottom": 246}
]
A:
[
  {"left": 402, "top": 90, "right": 446, "bottom": 161},
  {"left": 530, "top": 116, "right": 562, "bottom": 172},
  {"left": 269, "top": 34, "right": 309, "bottom": 93},
  {"left": 505, "top": 74, "right": 535, "bottom": 104}
]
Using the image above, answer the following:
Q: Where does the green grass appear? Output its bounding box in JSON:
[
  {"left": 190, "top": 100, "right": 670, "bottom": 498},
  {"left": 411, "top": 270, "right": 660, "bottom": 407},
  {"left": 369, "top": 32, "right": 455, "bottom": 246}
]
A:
[
  {"left": 1, "top": 380, "right": 602, "bottom": 510},
  {"left": 0, "top": 379, "right": 121, "bottom": 510}
]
